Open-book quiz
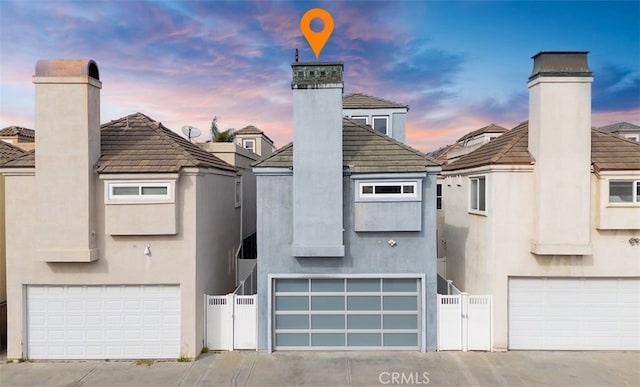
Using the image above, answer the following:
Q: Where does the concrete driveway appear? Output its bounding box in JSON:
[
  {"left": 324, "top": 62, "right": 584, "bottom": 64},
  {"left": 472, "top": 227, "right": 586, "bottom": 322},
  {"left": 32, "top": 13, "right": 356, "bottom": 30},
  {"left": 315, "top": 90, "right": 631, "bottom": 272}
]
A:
[{"left": 1, "top": 351, "right": 638, "bottom": 387}]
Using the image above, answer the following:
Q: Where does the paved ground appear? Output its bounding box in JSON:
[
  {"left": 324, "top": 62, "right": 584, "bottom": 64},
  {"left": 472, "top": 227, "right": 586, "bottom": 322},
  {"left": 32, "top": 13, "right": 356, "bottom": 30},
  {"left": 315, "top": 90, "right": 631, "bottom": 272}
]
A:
[{"left": 0, "top": 350, "right": 638, "bottom": 387}]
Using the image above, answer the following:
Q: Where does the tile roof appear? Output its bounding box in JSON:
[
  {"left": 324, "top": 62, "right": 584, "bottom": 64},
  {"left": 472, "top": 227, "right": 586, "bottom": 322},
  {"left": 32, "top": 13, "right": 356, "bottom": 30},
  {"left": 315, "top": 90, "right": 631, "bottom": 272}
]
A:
[
  {"left": 254, "top": 118, "right": 439, "bottom": 173},
  {"left": 591, "top": 128, "right": 640, "bottom": 172},
  {"left": 0, "top": 141, "right": 27, "bottom": 164},
  {"left": 343, "top": 93, "right": 408, "bottom": 110},
  {"left": 236, "top": 125, "right": 274, "bottom": 144},
  {"left": 457, "top": 124, "right": 508, "bottom": 143},
  {"left": 443, "top": 122, "right": 533, "bottom": 171},
  {"left": 1, "top": 113, "right": 237, "bottom": 173},
  {"left": 96, "top": 113, "right": 236, "bottom": 173},
  {"left": 1, "top": 149, "right": 34, "bottom": 168},
  {"left": 428, "top": 143, "right": 462, "bottom": 165},
  {"left": 0, "top": 126, "right": 35, "bottom": 140},
  {"left": 599, "top": 122, "right": 640, "bottom": 133},
  {"left": 444, "top": 121, "right": 640, "bottom": 172}
]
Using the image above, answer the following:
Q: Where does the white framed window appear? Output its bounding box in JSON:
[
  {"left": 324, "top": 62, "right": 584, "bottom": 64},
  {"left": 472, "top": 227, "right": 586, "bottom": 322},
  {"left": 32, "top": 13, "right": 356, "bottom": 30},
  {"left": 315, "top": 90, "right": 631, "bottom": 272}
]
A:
[
  {"left": 372, "top": 116, "right": 388, "bottom": 135},
  {"left": 243, "top": 139, "right": 255, "bottom": 152},
  {"left": 358, "top": 181, "right": 418, "bottom": 199},
  {"left": 609, "top": 180, "right": 640, "bottom": 203},
  {"left": 351, "top": 116, "right": 368, "bottom": 125},
  {"left": 470, "top": 176, "right": 486, "bottom": 213},
  {"left": 624, "top": 134, "right": 640, "bottom": 142},
  {"left": 106, "top": 181, "right": 174, "bottom": 204},
  {"left": 436, "top": 183, "right": 442, "bottom": 210}
]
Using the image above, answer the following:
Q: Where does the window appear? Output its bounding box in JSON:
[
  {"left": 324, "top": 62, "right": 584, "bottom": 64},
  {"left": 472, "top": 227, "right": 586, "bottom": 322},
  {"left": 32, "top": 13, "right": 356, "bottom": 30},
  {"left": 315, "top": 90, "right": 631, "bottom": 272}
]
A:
[
  {"left": 351, "top": 116, "right": 368, "bottom": 125},
  {"left": 359, "top": 181, "right": 417, "bottom": 199},
  {"left": 609, "top": 180, "right": 640, "bottom": 203},
  {"left": 624, "top": 134, "right": 639, "bottom": 142},
  {"left": 372, "top": 116, "right": 388, "bottom": 135},
  {"left": 107, "top": 181, "right": 174, "bottom": 203},
  {"left": 470, "top": 176, "right": 486, "bottom": 212},
  {"left": 436, "top": 183, "right": 442, "bottom": 210},
  {"left": 243, "top": 139, "right": 255, "bottom": 152}
]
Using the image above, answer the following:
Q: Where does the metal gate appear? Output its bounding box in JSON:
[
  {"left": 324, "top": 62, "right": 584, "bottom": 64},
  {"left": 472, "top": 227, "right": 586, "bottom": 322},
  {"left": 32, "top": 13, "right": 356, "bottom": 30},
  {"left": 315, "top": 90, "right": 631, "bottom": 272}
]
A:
[
  {"left": 206, "top": 294, "right": 257, "bottom": 350},
  {"left": 437, "top": 293, "right": 492, "bottom": 351}
]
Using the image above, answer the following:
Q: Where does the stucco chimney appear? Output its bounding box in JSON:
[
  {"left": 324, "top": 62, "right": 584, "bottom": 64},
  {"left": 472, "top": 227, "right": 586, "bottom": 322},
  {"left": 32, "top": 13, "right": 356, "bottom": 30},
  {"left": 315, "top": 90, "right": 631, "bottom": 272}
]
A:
[
  {"left": 33, "top": 59, "right": 101, "bottom": 261},
  {"left": 527, "top": 51, "right": 593, "bottom": 255},
  {"left": 291, "top": 62, "right": 345, "bottom": 257}
]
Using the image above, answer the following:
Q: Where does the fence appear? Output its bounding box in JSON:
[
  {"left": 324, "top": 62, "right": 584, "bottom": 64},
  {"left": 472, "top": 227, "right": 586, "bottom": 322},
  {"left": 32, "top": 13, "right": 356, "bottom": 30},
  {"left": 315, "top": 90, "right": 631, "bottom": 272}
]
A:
[{"left": 437, "top": 293, "right": 492, "bottom": 351}]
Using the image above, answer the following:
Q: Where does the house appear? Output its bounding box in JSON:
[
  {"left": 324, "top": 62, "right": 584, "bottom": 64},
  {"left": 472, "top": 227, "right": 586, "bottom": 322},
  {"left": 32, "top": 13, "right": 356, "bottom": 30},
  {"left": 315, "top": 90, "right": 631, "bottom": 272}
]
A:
[
  {"left": 0, "top": 59, "right": 244, "bottom": 360},
  {"left": 441, "top": 51, "right": 640, "bottom": 351},
  {"left": 343, "top": 93, "right": 409, "bottom": 142},
  {"left": 0, "top": 142, "right": 27, "bottom": 351},
  {"left": 600, "top": 121, "right": 640, "bottom": 142},
  {"left": 0, "top": 126, "right": 35, "bottom": 151},
  {"left": 234, "top": 125, "right": 275, "bottom": 157},
  {"left": 253, "top": 62, "right": 441, "bottom": 352}
]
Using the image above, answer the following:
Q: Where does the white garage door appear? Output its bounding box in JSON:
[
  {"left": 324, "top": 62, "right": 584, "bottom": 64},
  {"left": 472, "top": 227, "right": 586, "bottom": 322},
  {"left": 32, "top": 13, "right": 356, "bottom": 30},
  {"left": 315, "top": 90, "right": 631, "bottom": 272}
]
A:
[
  {"left": 509, "top": 278, "right": 639, "bottom": 350},
  {"left": 27, "top": 285, "right": 180, "bottom": 359}
]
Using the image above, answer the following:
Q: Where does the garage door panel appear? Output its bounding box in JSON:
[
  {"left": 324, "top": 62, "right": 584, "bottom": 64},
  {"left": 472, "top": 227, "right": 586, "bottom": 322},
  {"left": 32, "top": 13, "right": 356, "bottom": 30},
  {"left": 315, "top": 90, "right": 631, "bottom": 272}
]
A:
[
  {"left": 509, "top": 278, "right": 639, "bottom": 350},
  {"left": 273, "top": 277, "right": 421, "bottom": 350},
  {"left": 27, "top": 285, "right": 180, "bottom": 359}
]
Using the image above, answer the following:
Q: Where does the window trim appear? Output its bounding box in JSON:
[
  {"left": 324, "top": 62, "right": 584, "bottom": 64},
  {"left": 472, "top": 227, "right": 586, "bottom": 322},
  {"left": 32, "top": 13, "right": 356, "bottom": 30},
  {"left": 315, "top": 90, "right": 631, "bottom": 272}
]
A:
[
  {"left": 357, "top": 181, "right": 419, "bottom": 201},
  {"left": 243, "top": 138, "right": 256, "bottom": 152},
  {"left": 608, "top": 179, "right": 640, "bottom": 205},
  {"left": 469, "top": 176, "right": 486, "bottom": 214},
  {"left": 106, "top": 181, "right": 175, "bottom": 204},
  {"left": 351, "top": 116, "right": 369, "bottom": 125},
  {"left": 372, "top": 116, "right": 389, "bottom": 135}
]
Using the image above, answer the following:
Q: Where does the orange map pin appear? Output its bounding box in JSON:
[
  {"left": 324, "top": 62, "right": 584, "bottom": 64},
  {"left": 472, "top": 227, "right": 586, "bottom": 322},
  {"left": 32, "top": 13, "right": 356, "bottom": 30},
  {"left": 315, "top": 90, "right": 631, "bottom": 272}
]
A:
[{"left": 300, "top": 8, "right": 334, "bottom": 60}]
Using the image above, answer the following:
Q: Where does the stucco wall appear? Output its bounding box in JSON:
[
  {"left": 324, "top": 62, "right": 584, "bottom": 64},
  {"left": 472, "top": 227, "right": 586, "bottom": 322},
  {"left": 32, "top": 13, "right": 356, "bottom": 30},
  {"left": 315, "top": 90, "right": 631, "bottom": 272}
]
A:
[
  {"left": 256, "top": 171, "right": 439, "bottom": 351},
  {"left": 443, "top": 167, "right": 640, "bottom": 350},
  {"left": 3, "top": 169, "right": 237, "bottom": 359}
]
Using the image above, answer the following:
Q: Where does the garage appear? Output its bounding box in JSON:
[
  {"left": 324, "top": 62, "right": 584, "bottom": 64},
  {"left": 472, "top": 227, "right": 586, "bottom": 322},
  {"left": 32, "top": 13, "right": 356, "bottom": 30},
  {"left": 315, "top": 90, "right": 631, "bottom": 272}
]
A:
[
  {"left": 27, "top": 285, "right": 180, "bottom": 359},
  {"left": 509, "top": 278, "right": 640, "bottom": 350},
  {"left": 272, "top": 277, "right": 422, "bottom": 350}
]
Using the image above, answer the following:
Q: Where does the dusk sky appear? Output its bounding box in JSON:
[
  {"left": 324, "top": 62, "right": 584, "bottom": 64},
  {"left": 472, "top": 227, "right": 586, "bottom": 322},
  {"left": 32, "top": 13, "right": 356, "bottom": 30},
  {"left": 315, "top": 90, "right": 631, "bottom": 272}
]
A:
[{"left": 1, "top": 1, "right": 638, "bottom": 152}]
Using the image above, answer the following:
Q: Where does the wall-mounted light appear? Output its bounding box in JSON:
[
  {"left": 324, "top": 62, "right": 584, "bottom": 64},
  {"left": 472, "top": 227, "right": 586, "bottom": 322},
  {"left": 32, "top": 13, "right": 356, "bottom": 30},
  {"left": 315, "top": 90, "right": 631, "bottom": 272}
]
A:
[
  {"left": 388, "top": 239, "right": 397, "bottom": 247},
  {"left": 629, "top": 237, "right": 640, "bottom": 246},
  {"left": 144, "top": 243, "right": 151, "bottom": 256}
]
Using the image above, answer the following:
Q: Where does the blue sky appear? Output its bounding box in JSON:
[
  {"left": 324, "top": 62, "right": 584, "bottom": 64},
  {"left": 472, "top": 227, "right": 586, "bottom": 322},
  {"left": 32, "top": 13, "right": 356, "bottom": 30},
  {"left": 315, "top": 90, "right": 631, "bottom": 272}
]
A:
[{"left": 1, "top": 0, "right": 638, "bottom": 151}]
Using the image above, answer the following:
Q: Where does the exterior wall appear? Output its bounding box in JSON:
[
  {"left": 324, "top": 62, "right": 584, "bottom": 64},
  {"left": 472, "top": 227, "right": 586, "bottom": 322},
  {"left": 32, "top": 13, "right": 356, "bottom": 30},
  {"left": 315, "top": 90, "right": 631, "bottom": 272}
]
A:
[
  {"left": 0, "top": 176, "right": 6, "bottom": 304},
  {"left": 594, "top": 171, "right": 640, "bottom": 230},
  {"left": 343, "top": 107, "right": 407, "bottom": 142},
  {"left": 235, "top": 134, "right": 274, "bottom": 158},
  {"left": 256, "top": 170, "right": 439, "bottom": 351},
  {"left": 443, "top": 167, "right": 640, "bottom": 350},
  {"left": 3, "top": 169, "right": 237, "bottom": 360}
]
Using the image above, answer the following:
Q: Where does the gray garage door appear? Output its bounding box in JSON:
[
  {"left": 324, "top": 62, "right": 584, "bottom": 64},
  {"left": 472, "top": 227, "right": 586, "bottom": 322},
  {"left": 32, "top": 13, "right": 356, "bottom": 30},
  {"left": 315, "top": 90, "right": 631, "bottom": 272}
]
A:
[{"left": 273, "top": 277, "right": 421, "bottom": 350}]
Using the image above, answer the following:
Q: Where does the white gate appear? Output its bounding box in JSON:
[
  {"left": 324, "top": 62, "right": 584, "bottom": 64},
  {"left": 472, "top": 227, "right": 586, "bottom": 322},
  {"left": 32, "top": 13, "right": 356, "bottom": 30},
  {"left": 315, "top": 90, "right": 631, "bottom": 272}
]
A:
[
  {"left": 206, "top": 294, "right": 257, "bottom": 351},
  {"left": 437, "top": 293, "right": 492, "bottom": 351}
]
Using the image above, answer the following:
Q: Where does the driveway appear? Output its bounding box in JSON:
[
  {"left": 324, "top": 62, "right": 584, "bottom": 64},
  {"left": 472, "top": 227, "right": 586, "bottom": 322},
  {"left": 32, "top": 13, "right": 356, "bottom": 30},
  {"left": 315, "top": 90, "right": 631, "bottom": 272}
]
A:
[{"left": 0, "top": 351, "right": 638, "bottom": 387}]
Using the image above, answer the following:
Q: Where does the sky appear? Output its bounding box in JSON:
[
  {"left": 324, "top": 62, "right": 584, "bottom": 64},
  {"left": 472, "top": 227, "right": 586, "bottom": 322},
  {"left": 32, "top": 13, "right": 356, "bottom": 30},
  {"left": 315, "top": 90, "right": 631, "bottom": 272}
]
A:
[{"left": 0, "top": 0, "right": 639, "bottom": 153}]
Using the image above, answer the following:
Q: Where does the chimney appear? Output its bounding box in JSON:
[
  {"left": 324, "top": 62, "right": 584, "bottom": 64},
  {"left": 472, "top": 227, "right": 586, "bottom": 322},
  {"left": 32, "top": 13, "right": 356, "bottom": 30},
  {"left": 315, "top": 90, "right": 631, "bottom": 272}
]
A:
[
  {"left": 527, "top": 52, "right": 593, "bottom": 255},
  {"left": 291, "top": 62, "right": 345, "bottom": 257},
  {"left": 33, "top": 59, "right": 101, "bottom": 262}
]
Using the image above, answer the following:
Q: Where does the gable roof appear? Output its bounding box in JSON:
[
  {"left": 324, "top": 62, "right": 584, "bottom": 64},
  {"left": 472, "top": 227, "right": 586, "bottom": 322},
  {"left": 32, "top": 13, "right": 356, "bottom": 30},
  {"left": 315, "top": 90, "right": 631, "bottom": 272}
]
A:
[
  {"left": 444, "top": 121, "right": 640, "bottom": 172},
  {"left": 457, "top": 123, "right": 508, "bottom": 143},
  {"left": 1, "top": 113, "right": 236, "bottom": 173},
  {"left": 443, "top": 122, "right": 533, "bottom": 171},
  {"left": 254, "top": 118, "right": 439, "bottom": 173},
  {"left": 0, "top": 126, "right": 35, "bottom": 140},
  {"left": 599, "top": 121, "right": 640, "bottom": 133},
  {"left": 343, "top": 93, "right": 408, "bottom": 110},
  {"left": 0, "top": 141, "right": 27, "bottom": 164},
  {"left": 96, "top": 113, "right": 236, "bottom": 173},
  {"left": 1, "top": 149, "right": 34, "bottom": 168},
  {"left": 235, "top": 125, "right": 274, "bottom": 144}
]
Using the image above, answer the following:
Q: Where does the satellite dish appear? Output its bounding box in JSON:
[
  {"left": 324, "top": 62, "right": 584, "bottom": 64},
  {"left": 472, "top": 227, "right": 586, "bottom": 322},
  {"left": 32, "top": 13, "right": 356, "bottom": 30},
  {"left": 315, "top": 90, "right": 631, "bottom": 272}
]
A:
[{"left": 181, "top": 125, "right": 201, "bottom": 142}]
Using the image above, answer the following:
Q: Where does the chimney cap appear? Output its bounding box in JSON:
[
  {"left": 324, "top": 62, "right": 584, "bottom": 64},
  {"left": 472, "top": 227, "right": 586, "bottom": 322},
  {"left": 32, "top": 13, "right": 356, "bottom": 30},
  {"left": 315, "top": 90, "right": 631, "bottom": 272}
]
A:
[
  {"left": 529, "top": 51, "right": 591, "bottom": 81},
  {"left": 35, "top": 59, "right": 99, "bottom": 80},
  {"left": 291, "top": 62, "right": 343, "bottom": 89}
]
